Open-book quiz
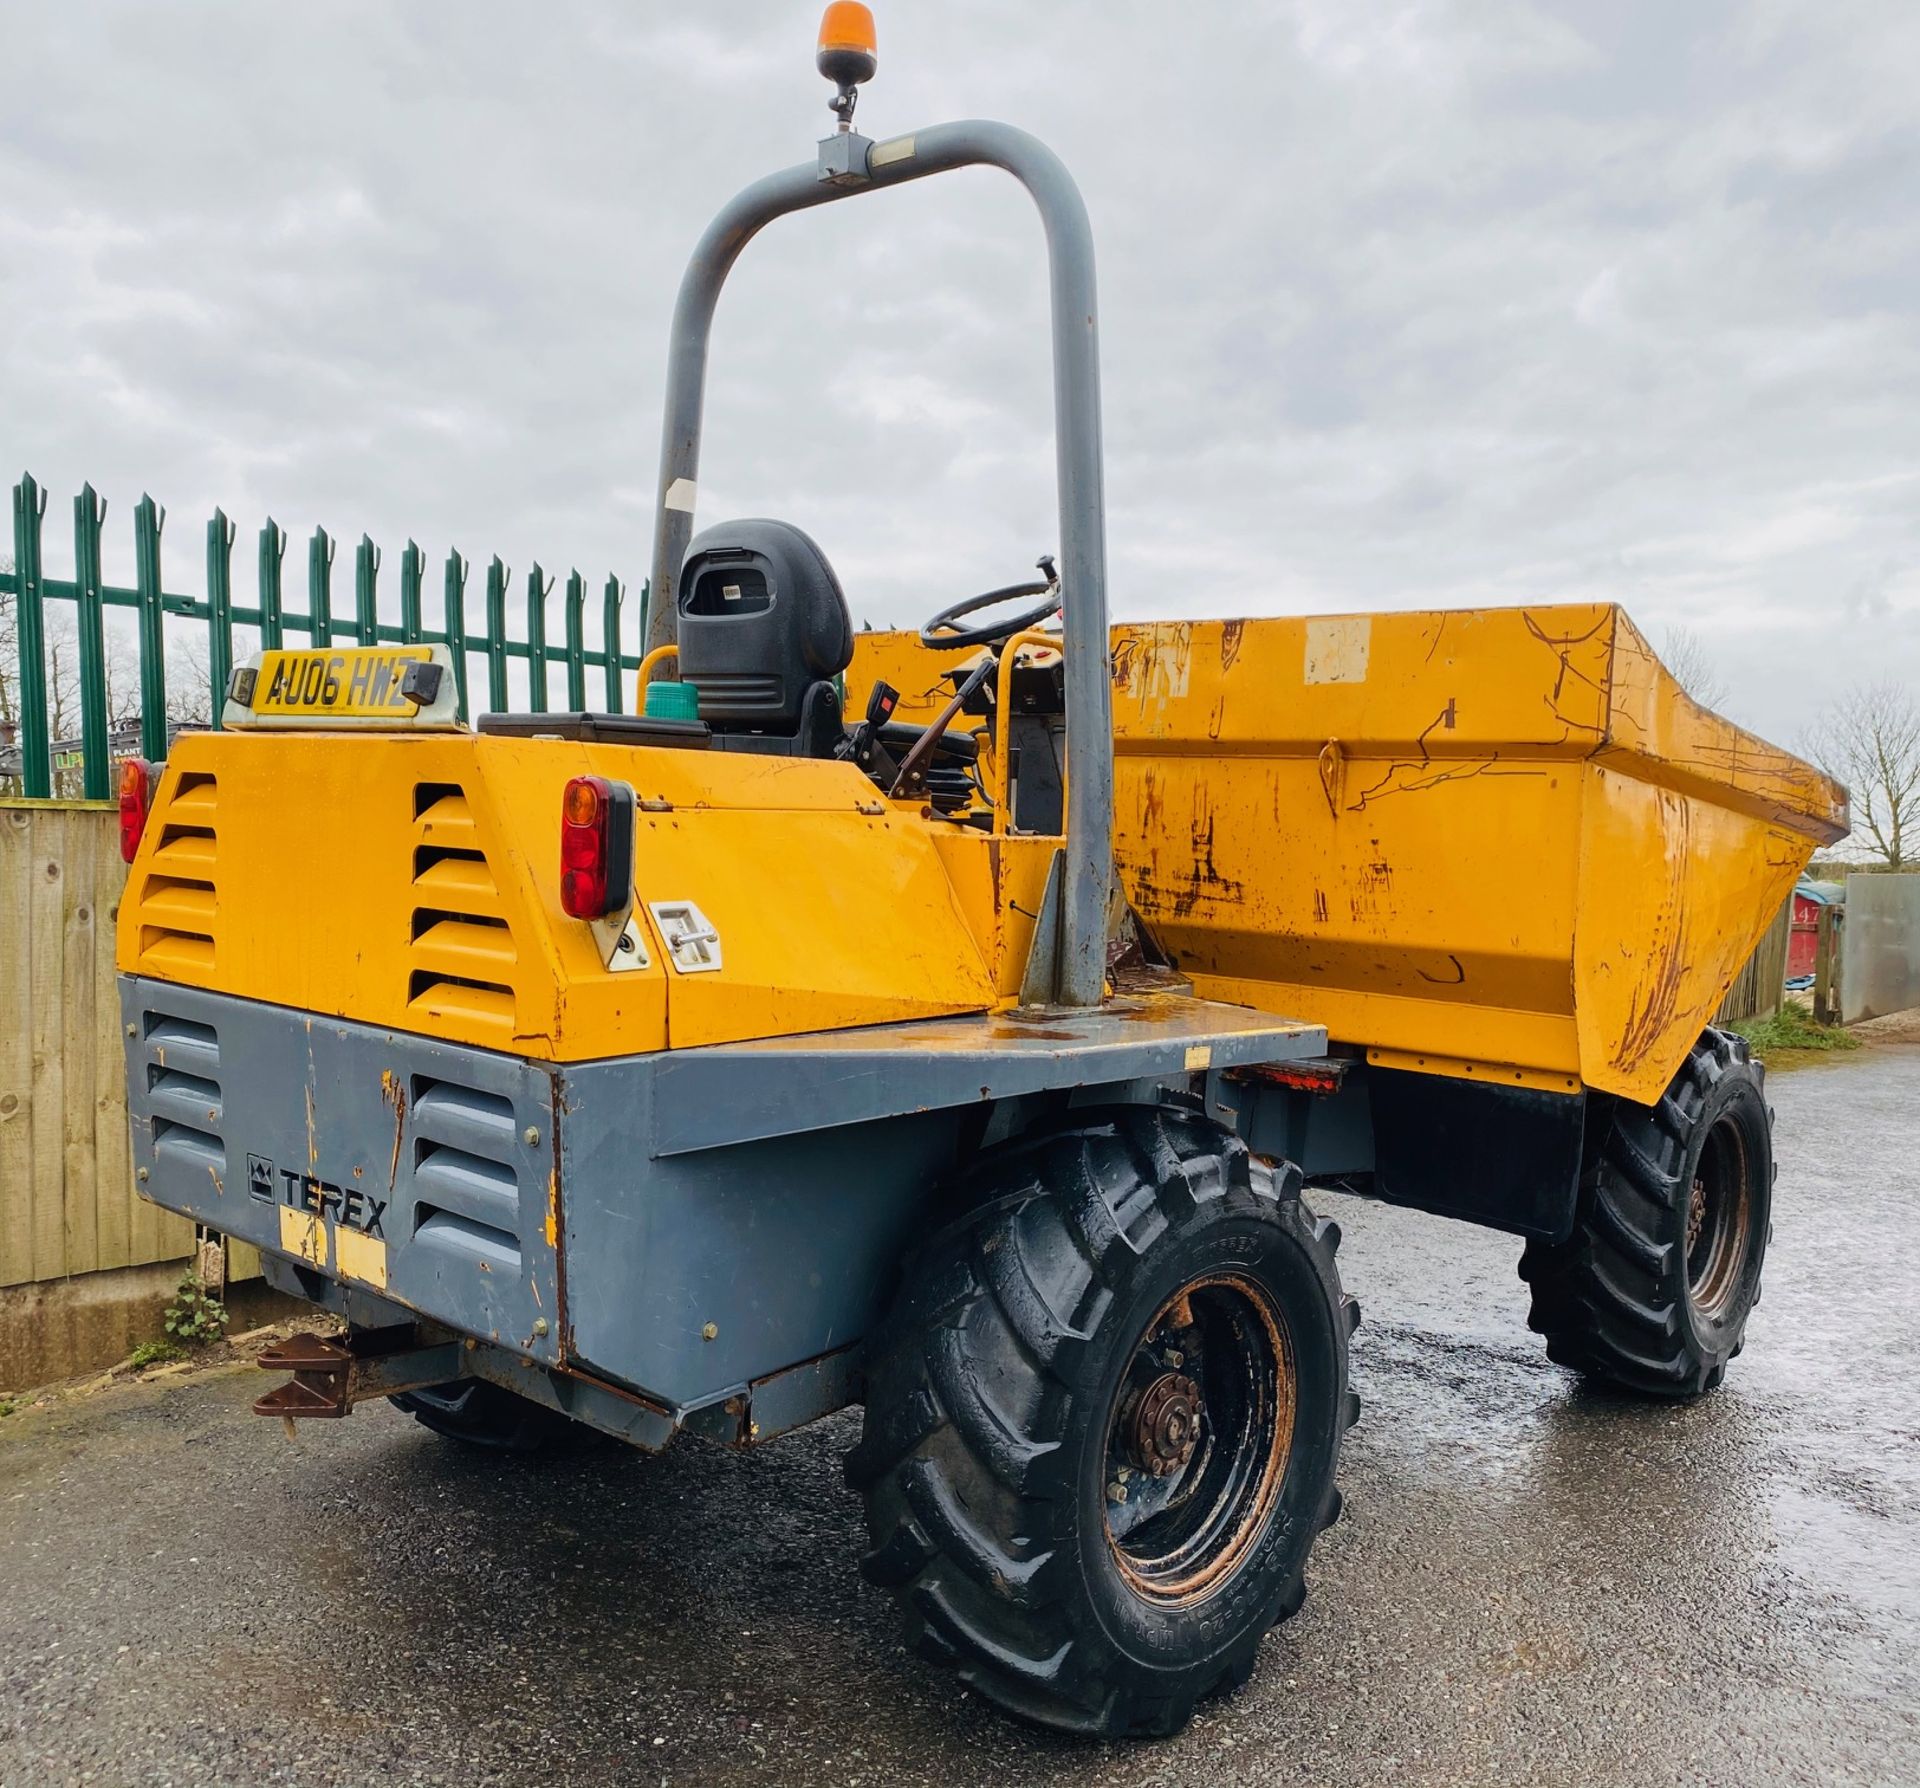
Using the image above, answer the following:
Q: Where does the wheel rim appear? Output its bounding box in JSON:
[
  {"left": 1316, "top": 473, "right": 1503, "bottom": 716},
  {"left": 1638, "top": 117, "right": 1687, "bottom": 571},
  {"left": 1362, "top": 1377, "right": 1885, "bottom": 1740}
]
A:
[
  {"left": 1101, "top": 1272, "right": 1296, "bottom": 1605},
  {"left": 1686, "top": 1114, "right": 1751, "bottom": 1321}
]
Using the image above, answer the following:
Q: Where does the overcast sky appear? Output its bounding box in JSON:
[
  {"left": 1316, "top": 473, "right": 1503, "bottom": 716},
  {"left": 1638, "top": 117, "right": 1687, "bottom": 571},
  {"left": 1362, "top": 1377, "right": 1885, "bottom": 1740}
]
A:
[{"left": 3, "top": 1, "right": 1916, "bottom": 743}]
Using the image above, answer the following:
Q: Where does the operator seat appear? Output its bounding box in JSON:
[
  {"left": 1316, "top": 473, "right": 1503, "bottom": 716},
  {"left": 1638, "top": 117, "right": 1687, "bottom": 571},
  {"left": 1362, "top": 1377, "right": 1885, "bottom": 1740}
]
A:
[{"left": 677, "top": 519, "right": 854, "bottom": 758}]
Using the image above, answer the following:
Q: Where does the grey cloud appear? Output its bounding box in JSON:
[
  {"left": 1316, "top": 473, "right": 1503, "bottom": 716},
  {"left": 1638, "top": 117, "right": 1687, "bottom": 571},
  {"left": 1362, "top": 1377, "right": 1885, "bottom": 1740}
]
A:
[{"left": 1, "top": 0, "right": 1915, "bottom": 739}]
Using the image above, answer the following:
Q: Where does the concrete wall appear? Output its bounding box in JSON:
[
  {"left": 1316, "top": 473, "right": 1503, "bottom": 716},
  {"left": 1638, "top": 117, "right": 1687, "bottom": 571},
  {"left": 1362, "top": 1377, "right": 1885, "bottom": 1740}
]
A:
[
  {"left": 1842, "top": 873, "right": 1920, "bottom": 1024},
  {"left": 0, "top": 1261, "right": 290, "bottom": 1390}
]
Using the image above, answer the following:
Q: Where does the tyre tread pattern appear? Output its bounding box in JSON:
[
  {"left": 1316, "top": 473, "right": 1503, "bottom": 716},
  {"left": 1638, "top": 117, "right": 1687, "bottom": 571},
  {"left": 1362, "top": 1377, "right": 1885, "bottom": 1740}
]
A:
[
  {"left": 1519, "top": 1029, "right": 1770, "bottom": 1399},
  {"left": 849, "top": 1106, "right": 1350, "bottom": 1738}
]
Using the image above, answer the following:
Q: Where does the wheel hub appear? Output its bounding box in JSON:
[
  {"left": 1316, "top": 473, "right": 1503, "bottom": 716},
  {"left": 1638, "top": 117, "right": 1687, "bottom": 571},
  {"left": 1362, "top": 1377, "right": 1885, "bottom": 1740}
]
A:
[
  {"left": 1128, "top": 1371, "right": 1204, "bottom": 1477},
  {"left": 1686, "top": 1116, "right": 1754, "bottom": 1320},
  {"left": 1101, "top": 1272, "right": 1298, "bottom": 1607}
]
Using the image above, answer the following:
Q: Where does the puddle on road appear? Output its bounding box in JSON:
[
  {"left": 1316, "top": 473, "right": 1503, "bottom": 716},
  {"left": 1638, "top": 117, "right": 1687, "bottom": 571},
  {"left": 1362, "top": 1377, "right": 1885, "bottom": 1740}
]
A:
[{"left": 1768, "top": 1481, "right": 1920, "bottom": 1623}]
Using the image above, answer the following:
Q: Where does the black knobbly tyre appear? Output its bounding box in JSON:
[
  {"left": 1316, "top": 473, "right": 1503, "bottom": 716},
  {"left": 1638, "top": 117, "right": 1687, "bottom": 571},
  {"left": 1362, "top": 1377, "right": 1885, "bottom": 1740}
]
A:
[
  {"left": 390, "top": 1379, "right": 582, "bottom": 1453},
  {"left": 847, "top": 1106, "right": 1356, "bottom": 1739},
  {"left": 1520, "top": 1028, "right": 1773, "bottom": 1398}
]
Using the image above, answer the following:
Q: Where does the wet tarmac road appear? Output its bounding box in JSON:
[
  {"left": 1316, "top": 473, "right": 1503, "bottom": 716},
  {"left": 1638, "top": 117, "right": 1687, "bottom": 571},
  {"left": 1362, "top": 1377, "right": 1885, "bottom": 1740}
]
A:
[{"left": 2, "top": 1044, "right": 1916, "bottom": 1788}]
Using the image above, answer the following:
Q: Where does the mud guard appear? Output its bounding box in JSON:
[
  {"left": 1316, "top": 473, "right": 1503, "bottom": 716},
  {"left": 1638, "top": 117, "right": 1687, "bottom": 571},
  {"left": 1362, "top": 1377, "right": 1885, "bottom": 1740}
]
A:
[{"left": 1367, "top": 1066, "right": 1586, "bottom": 1244}]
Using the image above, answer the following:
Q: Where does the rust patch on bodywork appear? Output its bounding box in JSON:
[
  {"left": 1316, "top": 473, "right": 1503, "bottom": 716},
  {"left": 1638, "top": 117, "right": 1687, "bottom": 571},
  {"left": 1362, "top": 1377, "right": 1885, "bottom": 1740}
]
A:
[
  {"left": 1612, "top": 793, "right": 1694, "bottom": 1078},
  {"left": 1220, "top": 618, "right": 1247, "bottom": 673},
  {"left": 380, "top": 1069, "right": 408, "bottom": 1192}
]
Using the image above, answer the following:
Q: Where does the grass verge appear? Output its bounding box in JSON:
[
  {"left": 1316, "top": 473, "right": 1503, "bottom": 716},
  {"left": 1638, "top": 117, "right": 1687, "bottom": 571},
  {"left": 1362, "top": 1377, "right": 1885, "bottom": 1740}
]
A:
[{"left": 1729, "top": 1000, "right": 1861, "bottom": 1064}]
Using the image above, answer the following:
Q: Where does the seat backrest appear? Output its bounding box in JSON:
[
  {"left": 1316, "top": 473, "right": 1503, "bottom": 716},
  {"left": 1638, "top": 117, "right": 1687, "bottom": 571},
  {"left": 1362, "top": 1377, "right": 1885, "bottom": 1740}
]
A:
[{"left": 677, "top": 520, "right": 854, "bottom": 740}]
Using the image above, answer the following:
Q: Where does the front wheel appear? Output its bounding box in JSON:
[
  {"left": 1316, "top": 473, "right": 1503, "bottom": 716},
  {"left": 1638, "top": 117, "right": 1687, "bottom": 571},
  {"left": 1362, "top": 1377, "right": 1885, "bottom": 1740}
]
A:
[
  {"left": 1520, "top": 1029, "right": 1773, "bottom": 1398},
  {"left": 847, "top": 1107, "right": 1358, "bottom": 1738}
]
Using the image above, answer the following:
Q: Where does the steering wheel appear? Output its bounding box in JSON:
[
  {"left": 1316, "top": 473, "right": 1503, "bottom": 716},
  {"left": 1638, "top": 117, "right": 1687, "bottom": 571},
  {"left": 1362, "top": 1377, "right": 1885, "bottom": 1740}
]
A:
[{"left": 919, "top": 555, "right": 1060, "bottom": 651}]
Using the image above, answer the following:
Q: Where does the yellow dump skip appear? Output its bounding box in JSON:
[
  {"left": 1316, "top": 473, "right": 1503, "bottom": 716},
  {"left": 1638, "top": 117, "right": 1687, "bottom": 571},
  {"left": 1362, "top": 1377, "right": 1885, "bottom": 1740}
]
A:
[{"left": 850, "top": 604, "right": 1847, "bottom": 1105}]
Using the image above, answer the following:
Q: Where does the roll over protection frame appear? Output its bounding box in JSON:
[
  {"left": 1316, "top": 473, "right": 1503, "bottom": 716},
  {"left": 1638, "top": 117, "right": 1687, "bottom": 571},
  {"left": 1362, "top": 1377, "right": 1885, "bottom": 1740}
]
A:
[{"left": 645, "top": 121, "right": 1114, "bottom": 1008}]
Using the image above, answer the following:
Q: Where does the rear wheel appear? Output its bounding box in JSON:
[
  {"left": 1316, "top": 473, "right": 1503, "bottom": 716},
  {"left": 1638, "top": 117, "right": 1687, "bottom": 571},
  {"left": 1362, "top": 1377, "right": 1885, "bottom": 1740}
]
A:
[
  {"left": 1520, "top": 1029, "right": 1772, "bottom": 1398},
  {"left": 390, "top": 1379, "right": 582, "bottom": 1453},
  {"left": 847, "top": 1107, "right": 1357, "bottom": 1738}
]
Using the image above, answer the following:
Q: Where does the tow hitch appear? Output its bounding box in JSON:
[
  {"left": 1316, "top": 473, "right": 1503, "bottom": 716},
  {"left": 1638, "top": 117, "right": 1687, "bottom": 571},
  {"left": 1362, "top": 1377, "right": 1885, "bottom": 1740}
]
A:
[{"left": 252, "top": 1329, "right": 466, "bottom": 1432}]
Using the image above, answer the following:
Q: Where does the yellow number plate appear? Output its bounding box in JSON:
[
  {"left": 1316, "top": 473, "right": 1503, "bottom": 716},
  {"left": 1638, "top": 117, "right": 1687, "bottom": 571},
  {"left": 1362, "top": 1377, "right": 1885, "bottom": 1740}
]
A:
[{"left": 251, "top": 647, "right": 431, "bottom": 718}]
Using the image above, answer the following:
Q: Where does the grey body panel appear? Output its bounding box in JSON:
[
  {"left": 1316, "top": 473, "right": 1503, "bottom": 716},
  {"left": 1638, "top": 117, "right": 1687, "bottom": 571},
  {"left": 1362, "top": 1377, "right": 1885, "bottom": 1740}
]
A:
[
  {"left": 556, "top": 1071, "right": 965, "bottom": 1405},
  {"left": 125, "top": 979, "right": 564, "bottom": 1363},
  {"left": 651, "top": 998, "right": 1326, "bottom": 1155},
  {"left": 120, "top": 976, "right": 1328, "bottom": 1429}
]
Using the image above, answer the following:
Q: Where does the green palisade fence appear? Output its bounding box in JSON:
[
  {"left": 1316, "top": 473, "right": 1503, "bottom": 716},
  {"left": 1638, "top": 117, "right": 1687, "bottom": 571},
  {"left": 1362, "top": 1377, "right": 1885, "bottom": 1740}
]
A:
[{"left": 0, "top": 472, "right": 649, "bottom": 800}]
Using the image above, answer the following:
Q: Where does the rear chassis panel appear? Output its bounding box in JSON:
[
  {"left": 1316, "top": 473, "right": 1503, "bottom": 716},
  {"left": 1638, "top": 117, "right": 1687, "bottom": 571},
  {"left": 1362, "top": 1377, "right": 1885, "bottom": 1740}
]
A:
[{"left": 122, "top": 975, "right": 1332, "bottom": 1448}]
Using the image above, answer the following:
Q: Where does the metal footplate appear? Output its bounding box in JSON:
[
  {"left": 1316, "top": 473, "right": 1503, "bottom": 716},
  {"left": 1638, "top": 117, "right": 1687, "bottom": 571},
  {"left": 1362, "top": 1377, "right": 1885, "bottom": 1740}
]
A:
[{"left": 648, "top": 991, "right": 1330, "bottom": 1156}]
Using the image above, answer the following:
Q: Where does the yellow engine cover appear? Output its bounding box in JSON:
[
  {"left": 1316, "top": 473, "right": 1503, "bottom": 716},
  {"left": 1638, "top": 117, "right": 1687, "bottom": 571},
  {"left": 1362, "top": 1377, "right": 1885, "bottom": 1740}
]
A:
[{"left": 116, "top": 734, "right": 1025, "bottom": 1060}]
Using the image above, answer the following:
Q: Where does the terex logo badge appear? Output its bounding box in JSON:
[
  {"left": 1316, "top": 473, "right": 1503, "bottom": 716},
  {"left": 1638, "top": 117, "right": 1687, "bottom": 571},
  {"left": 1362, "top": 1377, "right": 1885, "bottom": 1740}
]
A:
[{"left": 245, "top": 1154, "right": 387, "bottom": 1238}]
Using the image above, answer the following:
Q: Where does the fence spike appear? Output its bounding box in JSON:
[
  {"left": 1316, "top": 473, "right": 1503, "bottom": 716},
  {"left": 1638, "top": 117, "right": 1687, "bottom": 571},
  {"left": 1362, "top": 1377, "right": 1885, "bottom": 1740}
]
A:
[
  {"left": 134, "top": 495, "right": 169, "bottom": 763},
  {"left": 74, "top": 485, "right": 110, "bottom": 795},
  {"left": 400, "top": 540, "right": 424, "bottom": 643},
  {"left": 354, "top": 533, "right": 380, "bottom": 646},
  {"left": 485, "top": 556, "right": 509, "bottom": 713},
  {"left": 10, "top": 473, "right": 52, "bottom": 797},
  {"left": 206, "top": 509, "right": 236, "bottom": 733},
  {"left": 564, "top": 570, "right": 588, "bottom": 711},
  {"left": 308, "top": 526, "right": 335, "bottom": 646},
  {"left": 443, "top": 550, "right": 470, "bottom": 722},
  {"left": 258, "top": 519, "right": 287, "bottom": 649},
  {"left": 526, "top": 563, "right": 552, "bottom": 713},
  {"left": 603, "top": 574, "right": 625, "bottom": 711}
]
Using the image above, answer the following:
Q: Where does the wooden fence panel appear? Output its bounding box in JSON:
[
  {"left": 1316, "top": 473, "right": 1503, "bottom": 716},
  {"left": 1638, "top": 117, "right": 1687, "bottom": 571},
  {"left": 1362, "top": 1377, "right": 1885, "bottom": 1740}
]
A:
[
  {"left": 0, "top": 801, "right": 191, "bottom": 1288},
  {"left": 1715, "top": 893, "right": 1793, "bottom": 1025},
  {"left": 0, "top": 810, "right": 34, "bottom": 1287}
]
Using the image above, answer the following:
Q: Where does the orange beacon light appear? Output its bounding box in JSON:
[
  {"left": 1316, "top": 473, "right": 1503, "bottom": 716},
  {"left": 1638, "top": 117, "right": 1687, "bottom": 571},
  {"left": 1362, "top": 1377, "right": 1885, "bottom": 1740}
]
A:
[{"left": 818, "top": 3, "right": 877, "bottom": 126}]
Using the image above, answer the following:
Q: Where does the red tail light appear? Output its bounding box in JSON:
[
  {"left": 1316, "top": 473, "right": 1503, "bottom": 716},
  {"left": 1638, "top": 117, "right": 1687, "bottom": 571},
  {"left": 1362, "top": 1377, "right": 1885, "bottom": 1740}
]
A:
[
  {"left": 560, "top": 775, "right": 635, "bottom": 919},
  {"left": 118, "top": 758, "right": 155, "bottom": 863}
]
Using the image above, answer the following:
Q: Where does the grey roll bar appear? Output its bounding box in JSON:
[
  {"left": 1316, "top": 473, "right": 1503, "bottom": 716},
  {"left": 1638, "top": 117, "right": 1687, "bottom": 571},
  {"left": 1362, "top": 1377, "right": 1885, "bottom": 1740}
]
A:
[{"left": 644, "top": 120, "right": 1113, "bottom": 1009}]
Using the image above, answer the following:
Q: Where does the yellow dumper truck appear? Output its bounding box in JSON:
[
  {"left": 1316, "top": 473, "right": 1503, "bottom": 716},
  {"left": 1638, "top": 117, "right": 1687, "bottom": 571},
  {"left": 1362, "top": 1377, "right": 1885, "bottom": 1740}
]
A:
[{"left": 116, "top": 9, "right": 1847, "bottom": 1738}]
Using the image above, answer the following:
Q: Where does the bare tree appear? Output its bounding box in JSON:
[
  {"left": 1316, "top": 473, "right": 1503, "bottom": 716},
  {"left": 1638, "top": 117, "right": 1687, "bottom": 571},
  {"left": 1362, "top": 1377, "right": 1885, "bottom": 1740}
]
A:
[
  {"left": 1805, "top": 681, "right": 1920, "bottom": 870},
  {"left": 1661, "top": 624, "right": 1730, "bottom": 713}
]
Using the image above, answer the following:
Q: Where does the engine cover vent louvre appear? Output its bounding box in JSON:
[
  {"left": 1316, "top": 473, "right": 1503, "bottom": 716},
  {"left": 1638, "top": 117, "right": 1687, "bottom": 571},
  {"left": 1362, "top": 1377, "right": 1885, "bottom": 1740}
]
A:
[
  {"left": 142, "top": 1013, "right": 225, "bottom": 1177},
  {"left": 137, "top": 772, "right": 218, "bottom": 974},
  {"left": 406, "top": 786, "right": 517, "bottom": 1035},
  {"left": 410, "top": 1075, "right": 524, "bottom": 1270}
]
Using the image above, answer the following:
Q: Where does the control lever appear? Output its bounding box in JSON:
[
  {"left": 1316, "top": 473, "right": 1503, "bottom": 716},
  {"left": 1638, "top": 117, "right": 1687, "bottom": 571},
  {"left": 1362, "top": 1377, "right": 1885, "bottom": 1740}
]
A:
[
  {"left": 837, "top": 679, "right": 902, "bottom": 781},
  {"left": 890, "top": 656, "right": 997, "bottom": 800}
]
